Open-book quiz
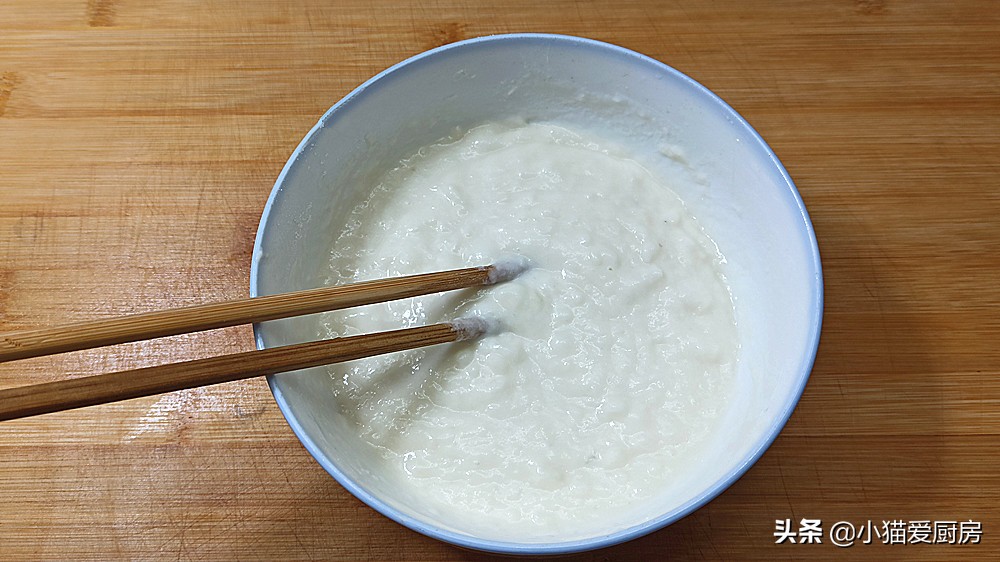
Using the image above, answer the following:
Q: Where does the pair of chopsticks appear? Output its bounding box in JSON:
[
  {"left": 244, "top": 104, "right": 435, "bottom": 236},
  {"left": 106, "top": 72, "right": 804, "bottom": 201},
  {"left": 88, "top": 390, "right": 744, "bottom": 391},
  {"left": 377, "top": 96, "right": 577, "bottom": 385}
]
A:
[{"left": 0, "top": 264, "right": 512, "bottom": 422}]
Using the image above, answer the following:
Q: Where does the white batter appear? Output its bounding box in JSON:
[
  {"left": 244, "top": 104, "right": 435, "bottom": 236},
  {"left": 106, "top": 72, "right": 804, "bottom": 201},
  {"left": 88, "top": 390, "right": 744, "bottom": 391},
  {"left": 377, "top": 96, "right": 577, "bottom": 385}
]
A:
[{"left": 321, "top": 121, "right": 738, "bottom": 540}]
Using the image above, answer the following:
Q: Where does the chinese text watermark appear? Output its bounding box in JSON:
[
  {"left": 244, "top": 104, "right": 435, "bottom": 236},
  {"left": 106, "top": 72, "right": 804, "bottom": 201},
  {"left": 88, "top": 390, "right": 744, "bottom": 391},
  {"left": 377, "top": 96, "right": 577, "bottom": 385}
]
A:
[{"left": 774, "top": 518, "right": 982, "bottom": 547}]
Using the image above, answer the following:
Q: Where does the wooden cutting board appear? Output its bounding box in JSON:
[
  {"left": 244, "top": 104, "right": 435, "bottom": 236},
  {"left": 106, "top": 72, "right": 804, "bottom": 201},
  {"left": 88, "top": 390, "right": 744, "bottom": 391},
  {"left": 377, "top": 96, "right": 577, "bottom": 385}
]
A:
[{"left": 1, "top": 1, "right": 998, "bottom": 559}]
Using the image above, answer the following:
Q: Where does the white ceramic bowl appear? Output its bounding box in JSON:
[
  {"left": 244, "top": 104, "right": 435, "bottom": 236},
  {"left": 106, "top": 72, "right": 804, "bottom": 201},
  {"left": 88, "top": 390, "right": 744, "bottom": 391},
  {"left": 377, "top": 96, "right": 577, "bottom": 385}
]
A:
[{"left": 250, "top": 34, "right": 822, "bottom": 555}]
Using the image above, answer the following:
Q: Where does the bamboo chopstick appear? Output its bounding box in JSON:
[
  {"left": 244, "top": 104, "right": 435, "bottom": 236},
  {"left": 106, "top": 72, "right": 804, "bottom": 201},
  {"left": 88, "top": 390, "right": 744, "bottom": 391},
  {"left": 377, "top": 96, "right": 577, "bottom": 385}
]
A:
[
  {"left": 0, "top": 264, "right": 501, "bottom": 363},
  {"left": 0, "top": 319, "right": 492, "bottom": 421}
]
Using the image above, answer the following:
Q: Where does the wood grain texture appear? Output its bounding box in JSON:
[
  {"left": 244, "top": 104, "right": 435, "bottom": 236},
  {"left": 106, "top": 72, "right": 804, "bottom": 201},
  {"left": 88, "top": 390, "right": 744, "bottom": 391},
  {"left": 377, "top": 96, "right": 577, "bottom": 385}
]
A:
[{"left": 1, "top": 0, "right": 998, "bottom": 559}]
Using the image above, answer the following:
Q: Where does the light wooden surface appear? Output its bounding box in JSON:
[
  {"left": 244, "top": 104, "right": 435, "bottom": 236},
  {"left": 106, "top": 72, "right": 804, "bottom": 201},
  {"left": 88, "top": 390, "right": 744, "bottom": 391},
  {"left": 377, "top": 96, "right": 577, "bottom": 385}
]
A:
[{"left": 1, "top": 1, "right": 998, "bottom": 559}]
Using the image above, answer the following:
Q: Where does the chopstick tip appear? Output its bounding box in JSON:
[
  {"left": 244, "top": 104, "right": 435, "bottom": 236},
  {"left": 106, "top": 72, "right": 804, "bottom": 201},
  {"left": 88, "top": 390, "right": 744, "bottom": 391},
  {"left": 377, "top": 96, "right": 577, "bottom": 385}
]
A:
[
  {"left": 484, "top": 255, "right": 531, "bottom": 285},
  {"left": 450, "top": 315, "right": 502, "bottom": 341}
]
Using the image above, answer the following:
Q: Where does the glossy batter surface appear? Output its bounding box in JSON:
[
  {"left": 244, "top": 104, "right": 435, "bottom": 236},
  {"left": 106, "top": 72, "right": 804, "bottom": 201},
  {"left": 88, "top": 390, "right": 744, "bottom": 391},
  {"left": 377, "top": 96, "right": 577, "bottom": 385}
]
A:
[{"left": 321, "top": 121, "right": 738, "bottom": 540}]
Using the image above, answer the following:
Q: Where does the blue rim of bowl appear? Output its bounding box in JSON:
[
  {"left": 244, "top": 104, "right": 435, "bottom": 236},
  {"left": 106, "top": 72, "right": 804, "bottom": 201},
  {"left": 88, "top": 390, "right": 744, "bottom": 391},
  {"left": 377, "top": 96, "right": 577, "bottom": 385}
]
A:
[{"left": 250, "top": 33, "right": 824, "bottom": 556}]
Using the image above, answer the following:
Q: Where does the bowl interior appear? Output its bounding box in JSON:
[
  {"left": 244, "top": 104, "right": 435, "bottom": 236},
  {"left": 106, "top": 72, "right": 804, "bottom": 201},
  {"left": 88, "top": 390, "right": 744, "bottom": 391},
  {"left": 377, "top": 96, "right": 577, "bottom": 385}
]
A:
[{"left": 251, "top": 34, "right": 821, "bottom": 553}]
